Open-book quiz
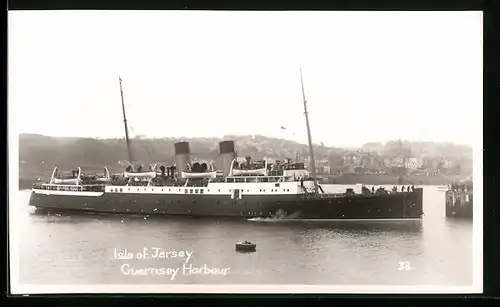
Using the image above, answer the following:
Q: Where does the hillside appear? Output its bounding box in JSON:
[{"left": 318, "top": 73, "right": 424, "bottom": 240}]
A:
[
  {"left": 18, "top": 133, "right": 473, "bottom": 181},
  {"left": 18, "top": 133, "right": 329, "bottom": 179}
]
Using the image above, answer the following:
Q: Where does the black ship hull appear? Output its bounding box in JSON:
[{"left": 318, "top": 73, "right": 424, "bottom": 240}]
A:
[{"left": 28, "top": 188, "right": 423, "bottom": 220}]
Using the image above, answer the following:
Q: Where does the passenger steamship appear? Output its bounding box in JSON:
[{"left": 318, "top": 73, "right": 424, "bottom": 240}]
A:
[{"left": 28, "top": 72, "right": 424, "bottom": 220}]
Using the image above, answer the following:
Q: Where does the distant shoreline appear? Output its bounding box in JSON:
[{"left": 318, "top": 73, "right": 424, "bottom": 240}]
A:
[{"left": 322, "top": 173, "right": 463, "bottom": 185}]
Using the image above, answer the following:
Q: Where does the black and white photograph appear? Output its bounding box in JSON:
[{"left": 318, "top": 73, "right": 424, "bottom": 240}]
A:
[{"left": 8, "top": 10, "right": 482, "bottom": 294}]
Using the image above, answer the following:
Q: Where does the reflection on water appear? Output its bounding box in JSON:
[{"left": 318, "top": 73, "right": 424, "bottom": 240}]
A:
[
  {"left": 14, "top": 186, "right": 472, "bottom": 286},
  {"left": 29, "top": 208, "right": 423, "bottom": 233}
]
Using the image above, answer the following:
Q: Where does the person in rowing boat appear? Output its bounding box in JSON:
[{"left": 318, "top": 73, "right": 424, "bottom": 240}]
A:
[{"left": 401, "top": 185, "right": 405, "bottom": 192}]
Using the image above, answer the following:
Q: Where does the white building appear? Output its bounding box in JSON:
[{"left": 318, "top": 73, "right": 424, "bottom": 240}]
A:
[
  {"left": 405, "top": 157, "right": 424, "bottom": 169},
  {"left": 442, "top": 159, "right": 455, "bottom": 169}
]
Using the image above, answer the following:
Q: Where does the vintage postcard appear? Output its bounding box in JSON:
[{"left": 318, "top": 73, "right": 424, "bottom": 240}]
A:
[{"left": 8, "top": 10, "right": 482, "bottom": 294}]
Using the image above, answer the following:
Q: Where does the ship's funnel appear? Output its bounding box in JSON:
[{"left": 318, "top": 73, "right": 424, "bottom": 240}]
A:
[
  {"left": 174, "top": 142, "right": 191, "bottom": 177},
  {"left": 219, "top": 140, "right": 236, "bottom": 177}
]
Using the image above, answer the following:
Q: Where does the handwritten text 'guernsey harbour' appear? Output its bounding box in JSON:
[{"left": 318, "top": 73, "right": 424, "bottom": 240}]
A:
[
  {"left": 120, "top": 263, "right": 230, "bottom": 280},
  {"left": 113, "top": 247, "right": 193, "bottom": 262}
]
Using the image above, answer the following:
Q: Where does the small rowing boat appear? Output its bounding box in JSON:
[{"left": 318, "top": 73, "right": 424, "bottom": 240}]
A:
[{"left": 235, "top": 241, "right": 256, "bottom": 252}]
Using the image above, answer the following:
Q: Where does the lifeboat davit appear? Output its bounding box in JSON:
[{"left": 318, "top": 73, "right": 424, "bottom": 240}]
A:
[{"left": 50, "top": 166, "right": 82, "bottom": 185}]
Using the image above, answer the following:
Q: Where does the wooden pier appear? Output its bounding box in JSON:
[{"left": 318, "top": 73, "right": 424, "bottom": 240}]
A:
[{"left": 445, "top": 180, "right": 473, "bottom": 219}]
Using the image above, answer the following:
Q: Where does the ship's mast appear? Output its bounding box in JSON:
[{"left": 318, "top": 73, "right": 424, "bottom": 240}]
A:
[
  {"left": 300, "top": 67, "right": 319, "bottom": 195},
  {"left": 119, "top": 77, "right": 134, "bottom": 164}
]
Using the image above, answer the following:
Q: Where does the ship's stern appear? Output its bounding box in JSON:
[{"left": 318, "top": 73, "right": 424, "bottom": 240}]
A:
[
  {"left": 27, "top": 189, "right": 41, "bottom": 208},
  {"left": 405, "top": 188, "right": 424, "bottom": 218}
]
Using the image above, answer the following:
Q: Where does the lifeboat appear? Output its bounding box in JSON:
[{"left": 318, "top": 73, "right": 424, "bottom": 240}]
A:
[
  {"left": 124, "top": 171, "right": 157, "bottom": 179},
  {"left": 95, "top": 177, "right": 111, "bottom": 183},
  {"left": 50, "top": 166, "right": 82, "bottom": 185},
  {"left": 181, "top": 161, "right": 217, "bottom": 179},
  {"left": 232, "top": 168, "right": 267, "bottom": 176},
  {"left": 230, "top": 157, "right": 268, "bottom": 176},
  {"left": 93, "top": 167, "right": 111, "bottom": 183},
  {"left": 52, "top": 178, "right": 79, "bottom": 185},
  {"left": 181, "top": 171, "right": 217, "bottom": 179}
]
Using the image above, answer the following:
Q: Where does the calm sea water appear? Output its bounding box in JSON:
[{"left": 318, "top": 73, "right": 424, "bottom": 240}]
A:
[{"left": 14, "top": 185, "right": 473, "bottom": 286}]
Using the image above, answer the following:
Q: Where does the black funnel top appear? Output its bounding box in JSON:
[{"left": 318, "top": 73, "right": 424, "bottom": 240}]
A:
[
  {"left": 174, "top": 142, "right": 190, "bottom": 155},
  {"left": 219, "top": 141, "right": 235, "bottom": 154}
]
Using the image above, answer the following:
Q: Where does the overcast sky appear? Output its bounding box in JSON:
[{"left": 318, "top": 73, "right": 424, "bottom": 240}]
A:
[{"left": 8, "top": 10, "right": 482, "bottom": 148}]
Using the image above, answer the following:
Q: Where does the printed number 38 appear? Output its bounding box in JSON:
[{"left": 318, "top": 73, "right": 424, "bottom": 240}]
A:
[{"left": 398, "top": 261, "right": 412, "bottom": 271}]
